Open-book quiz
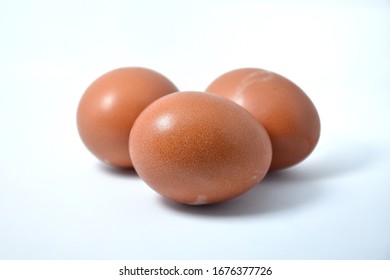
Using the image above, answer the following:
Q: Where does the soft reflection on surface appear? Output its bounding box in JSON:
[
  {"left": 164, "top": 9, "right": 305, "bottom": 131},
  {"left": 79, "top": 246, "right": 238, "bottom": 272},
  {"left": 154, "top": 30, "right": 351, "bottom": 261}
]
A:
[
  {"left": 101, "top": 93, "right": 114, "bottom": 110},
  {"left": 155, "top": 114, "right": 174, "bottom": 132},
  {"left": 232, "top": 69, "right": 275, "bottom": 106}
]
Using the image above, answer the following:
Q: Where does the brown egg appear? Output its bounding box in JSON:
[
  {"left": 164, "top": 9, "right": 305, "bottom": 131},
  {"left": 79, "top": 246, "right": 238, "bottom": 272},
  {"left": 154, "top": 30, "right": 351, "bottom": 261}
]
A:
[
  {"left": 129, "top": 91, "right": 272, "bottom": 205},
  {"left": 77, "top": 67, "right": 178, "bottom": 167},
  {"left": 206, "top": 68, "right": 320, "bottom": 170}
]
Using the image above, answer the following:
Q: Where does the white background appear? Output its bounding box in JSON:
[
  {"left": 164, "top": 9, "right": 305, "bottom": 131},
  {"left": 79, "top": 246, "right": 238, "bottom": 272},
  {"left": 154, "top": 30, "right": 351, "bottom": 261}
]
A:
[{"left": 0, "top": 0, "right": 389, "bottom": 259}]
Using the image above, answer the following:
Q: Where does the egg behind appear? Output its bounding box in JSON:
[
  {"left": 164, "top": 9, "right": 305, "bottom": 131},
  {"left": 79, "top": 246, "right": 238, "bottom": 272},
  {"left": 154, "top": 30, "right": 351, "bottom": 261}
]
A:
[
  {"left": 77, "top": 67, "right": 178, "bottom": 168},
  {"left": 206, "top": 68, "right": 320, "bottom": 170},
  {"left": 129, "top": 91, "right": 272, "bottom": 205}
]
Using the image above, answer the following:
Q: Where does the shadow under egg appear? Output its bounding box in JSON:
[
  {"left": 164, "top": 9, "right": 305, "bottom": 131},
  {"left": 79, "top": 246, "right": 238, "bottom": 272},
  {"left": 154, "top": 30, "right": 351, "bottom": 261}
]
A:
[
  {"left": 97, "top": 162, "right": 139, "bottom": 177},
  {"left": 157, "top": 175, "right": 323, "bottom": 217}
]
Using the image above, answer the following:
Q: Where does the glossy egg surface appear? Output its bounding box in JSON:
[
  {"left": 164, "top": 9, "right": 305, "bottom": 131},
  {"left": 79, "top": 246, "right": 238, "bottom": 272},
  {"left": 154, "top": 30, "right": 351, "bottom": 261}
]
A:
[
  {"left": 77, "top": 67, "right": 178, "bottom": 167},
  {"left": 130, "top": 91, "right": 272, "bottom": 205},
  {"left": 206, "top": 68, "right": 320, "bottom": 170}
]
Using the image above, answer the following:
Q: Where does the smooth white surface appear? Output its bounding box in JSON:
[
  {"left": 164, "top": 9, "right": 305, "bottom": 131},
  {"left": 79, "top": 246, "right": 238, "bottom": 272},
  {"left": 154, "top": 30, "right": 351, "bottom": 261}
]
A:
[{"left": 1, "top": 0, "right": 389, "bottom": 259}]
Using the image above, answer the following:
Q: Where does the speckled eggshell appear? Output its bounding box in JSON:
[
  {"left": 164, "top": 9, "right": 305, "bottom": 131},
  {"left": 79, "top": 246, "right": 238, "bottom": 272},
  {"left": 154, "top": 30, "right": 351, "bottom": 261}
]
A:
[
  {"left": 206, "top": 68, "right": 320, "bottom": 170},
  {"left": 77, "top": 67, "right": 178, "bottom": 168},
  {"left": 129, "top": 91, "right": 272, "bottom": 205}
]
